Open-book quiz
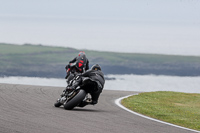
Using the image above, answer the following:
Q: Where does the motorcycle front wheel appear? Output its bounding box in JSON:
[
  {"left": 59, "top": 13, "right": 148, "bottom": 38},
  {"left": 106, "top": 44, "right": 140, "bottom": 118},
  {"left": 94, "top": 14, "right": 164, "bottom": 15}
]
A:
[
  {"left": 54, "top": 100, "right": 62, "bottom": 107},
  {"left": 64, "top": 89, "right": 86, "bottom": 110}
]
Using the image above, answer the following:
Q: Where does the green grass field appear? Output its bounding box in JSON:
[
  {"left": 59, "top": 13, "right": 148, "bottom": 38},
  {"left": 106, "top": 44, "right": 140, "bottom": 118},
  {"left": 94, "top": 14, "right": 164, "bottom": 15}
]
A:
[
  {"left": 121, "top": 91, "right": 200, "bottom": 131},
  {"left": 1, "top": 43, "right": 200, "bottom": 64},
  {"left": 1, "top": 43, "right": 200, "bottom": 77}
]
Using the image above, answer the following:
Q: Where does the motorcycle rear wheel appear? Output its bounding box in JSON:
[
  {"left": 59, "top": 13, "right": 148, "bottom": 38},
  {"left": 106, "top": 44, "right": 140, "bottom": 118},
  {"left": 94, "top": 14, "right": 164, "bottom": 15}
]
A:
[{"left": 64, "top": 89, "right": 86, "bottom": 110}]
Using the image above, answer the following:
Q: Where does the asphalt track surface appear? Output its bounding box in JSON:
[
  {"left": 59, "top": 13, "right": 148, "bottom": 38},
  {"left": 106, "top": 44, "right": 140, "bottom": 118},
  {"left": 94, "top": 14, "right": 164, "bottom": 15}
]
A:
[{"left": 0, "top": 83, "right": 198, "bottom": 133}]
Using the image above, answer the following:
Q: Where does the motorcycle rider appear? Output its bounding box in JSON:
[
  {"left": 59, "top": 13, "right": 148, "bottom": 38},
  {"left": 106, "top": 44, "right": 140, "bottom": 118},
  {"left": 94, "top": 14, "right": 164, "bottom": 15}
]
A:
[
  {"left": 66, "top": 64, "right": 105, "bottom": 105},
  {"left": 65, "top": 51, "right": 89, "bottom": 79}
]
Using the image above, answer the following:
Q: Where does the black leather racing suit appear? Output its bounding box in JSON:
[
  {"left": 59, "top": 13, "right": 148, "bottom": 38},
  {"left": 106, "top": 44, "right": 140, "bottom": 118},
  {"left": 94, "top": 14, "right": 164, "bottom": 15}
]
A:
[{"left": 70, "top": 69, "right": 105, "bottom": 104}]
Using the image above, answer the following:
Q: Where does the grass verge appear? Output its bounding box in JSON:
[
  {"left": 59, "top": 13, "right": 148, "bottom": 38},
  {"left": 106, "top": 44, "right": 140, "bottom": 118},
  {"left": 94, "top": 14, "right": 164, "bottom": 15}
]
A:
[{"left": 121, "top": 91, "right": 200, "bottom": 131}]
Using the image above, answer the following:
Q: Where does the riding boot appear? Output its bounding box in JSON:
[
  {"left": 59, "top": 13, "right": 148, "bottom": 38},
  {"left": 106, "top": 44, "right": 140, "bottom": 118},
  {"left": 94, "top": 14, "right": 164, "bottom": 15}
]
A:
[{"left": 90, "top": 92, "right": 101, "bottom": 105}]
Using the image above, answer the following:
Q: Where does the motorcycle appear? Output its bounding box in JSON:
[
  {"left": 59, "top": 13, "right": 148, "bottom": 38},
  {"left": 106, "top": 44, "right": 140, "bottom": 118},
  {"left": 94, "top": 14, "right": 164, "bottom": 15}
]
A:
[
  {"left": 66, "top": 60, "right": 86, "bottom": 84},
  {"left": 54, "top": 77, "right": 97, "bottom": 110}
]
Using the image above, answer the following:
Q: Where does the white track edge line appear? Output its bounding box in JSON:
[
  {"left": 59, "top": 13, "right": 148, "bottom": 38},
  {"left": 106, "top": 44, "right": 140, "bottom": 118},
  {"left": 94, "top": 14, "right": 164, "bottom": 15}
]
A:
[{"left": 115, "top": 94, "right": 200, "bottom": 133}]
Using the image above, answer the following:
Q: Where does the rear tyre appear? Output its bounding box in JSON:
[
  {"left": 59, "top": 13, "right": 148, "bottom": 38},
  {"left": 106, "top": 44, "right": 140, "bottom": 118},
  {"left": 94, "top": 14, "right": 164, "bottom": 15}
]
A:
[{"left": 64, "top": 89, "right": 86, "bottom": 110}]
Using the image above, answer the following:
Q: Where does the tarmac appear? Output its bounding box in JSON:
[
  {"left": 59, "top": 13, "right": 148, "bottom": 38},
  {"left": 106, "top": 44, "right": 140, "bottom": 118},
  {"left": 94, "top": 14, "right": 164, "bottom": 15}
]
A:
[{"left": 0, "top": 83, "right": 197, "bottom": 133}]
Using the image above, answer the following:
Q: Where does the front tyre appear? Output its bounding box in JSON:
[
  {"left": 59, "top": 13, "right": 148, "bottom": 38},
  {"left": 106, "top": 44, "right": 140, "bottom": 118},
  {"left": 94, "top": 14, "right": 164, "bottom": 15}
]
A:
[
  {"left": 64, "top": 89, "right": 86, "bottom": 110},
  {"left": 54, "top": 100, "right": 62, "bottom": 107}
]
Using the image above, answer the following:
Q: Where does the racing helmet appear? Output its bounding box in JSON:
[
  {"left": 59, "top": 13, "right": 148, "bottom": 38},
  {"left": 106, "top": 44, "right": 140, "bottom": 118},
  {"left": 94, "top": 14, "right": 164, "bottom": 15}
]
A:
[
  {"left": 91, "top": 64, "right": 101, "bottom": 71},
  {"left": 78, "top": 51, "right": 85, "bottom": 56}
]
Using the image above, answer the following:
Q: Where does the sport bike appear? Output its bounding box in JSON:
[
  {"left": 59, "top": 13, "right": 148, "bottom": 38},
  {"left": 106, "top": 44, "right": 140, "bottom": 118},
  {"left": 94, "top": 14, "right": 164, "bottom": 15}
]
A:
[{"left": 54, "top": 77, "right": 97, "bottom": 110}]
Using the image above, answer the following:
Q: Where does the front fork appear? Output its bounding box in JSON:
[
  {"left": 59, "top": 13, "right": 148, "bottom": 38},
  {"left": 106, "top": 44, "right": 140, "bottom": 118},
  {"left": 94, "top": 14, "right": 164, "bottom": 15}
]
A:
[{"left": 59, "top": 88, "right": 79, "bottom": 104}]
